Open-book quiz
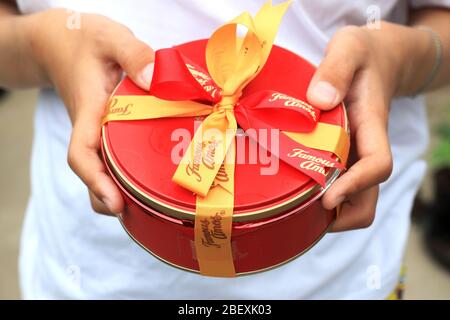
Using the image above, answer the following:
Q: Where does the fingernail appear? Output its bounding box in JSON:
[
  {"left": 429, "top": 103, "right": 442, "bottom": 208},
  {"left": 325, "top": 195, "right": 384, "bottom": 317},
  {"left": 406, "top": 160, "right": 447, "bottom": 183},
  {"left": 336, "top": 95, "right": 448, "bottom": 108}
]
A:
[
  {"left": 139, "top": 63, "right": 154, "bottom": 90},
  {"left": 310, "top": 81, "right": 339, "bottom": 107}
]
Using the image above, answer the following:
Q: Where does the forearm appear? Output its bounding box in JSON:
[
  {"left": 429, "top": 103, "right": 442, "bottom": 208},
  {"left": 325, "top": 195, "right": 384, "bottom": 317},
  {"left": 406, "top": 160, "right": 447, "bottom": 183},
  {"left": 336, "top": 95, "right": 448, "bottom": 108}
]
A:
[
  {"left": 395, "top": 8, "right": 450, "bottom": 96},
  {"left": 0, "top": 2, "right": 50, "bottom": 88}
]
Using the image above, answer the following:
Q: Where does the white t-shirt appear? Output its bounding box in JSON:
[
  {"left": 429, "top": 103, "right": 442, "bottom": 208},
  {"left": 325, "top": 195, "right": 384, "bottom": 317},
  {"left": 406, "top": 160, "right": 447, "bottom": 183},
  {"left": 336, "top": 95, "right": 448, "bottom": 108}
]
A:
[{"left": 16, "top": 0, "right": 449, "bottom": 299}]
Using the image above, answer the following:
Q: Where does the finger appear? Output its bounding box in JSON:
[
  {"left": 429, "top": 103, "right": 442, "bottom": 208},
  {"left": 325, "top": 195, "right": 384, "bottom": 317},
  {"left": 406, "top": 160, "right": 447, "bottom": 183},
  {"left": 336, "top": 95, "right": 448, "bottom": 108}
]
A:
[
  {"left": 330, "top": 185, "right": 379, "bottom": 232},
  {"left": 106, "top": 27, "right": 155, "bottom": 90},
  {"left": 307, "top": 27, "right": 367, "bottom": 110},
  {"left": 69, "top": 115, "right": 124, "bottom": 214},
  {"left": 322, "top": 116, "right": 392, "bottom": 210},
  {"left": 67, "top": 65, "right": 124, "bottom": 214},
  {"left": 322, "top": 68, "right": 392, "bottom": 210},
  {"left": 89, "top": 190, "right": 117, "bottom": 216}
]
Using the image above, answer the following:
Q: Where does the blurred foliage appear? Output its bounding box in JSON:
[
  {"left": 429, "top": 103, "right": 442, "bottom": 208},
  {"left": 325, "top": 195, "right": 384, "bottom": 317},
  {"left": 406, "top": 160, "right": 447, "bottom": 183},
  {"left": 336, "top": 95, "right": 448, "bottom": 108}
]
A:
[{"left": 432, "top": 109, "right": 450, "bottom": 167}]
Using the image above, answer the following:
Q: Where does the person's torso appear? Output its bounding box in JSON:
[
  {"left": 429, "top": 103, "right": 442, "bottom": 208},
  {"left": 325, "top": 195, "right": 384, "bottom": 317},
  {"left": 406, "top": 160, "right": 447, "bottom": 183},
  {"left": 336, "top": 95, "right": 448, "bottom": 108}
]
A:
[{"left": 18, "top": 0, "right": 428, "bottom": 299}]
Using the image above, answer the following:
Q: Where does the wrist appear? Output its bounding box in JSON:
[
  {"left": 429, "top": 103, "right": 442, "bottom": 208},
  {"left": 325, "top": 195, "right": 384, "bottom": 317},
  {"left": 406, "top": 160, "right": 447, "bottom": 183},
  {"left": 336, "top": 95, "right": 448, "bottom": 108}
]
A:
[
  {"left": 0, "top": 10, "right": 51, "bottom": 87},
  {"left": 363, "top": 22, "right": 416, "bottom": 99},
  {"left": 25, "top": 9, "right": 71, "bottom": 87},
  {"left": 371, "top": 22, "right": 434, "bottom": 97}
]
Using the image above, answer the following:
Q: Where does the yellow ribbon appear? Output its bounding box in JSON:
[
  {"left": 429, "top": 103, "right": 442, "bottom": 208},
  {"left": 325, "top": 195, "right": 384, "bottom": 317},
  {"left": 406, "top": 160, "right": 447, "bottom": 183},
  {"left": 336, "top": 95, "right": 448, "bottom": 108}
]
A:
[
  {"left": 175, "top": 1, "right": 292, "bottom": 276},
  {"left": 172, "top": 1, "right": 292, "bottom": 198}
]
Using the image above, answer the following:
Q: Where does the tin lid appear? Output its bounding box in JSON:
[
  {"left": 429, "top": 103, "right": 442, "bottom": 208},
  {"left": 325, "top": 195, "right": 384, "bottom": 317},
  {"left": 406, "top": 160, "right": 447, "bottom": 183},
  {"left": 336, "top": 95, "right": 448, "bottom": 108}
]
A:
[{"left": 102, "top": 40, "right": 347, "bottom": 222}]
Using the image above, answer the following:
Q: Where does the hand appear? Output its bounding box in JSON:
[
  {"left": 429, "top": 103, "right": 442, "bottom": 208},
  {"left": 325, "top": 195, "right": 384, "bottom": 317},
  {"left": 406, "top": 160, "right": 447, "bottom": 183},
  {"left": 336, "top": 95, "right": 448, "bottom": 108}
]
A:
[
  {"left": 306, "top": 24, "right": 404, "bottom": 231},
  {"left": 30, "top": 9, "right": 155, "bottom": 215}
]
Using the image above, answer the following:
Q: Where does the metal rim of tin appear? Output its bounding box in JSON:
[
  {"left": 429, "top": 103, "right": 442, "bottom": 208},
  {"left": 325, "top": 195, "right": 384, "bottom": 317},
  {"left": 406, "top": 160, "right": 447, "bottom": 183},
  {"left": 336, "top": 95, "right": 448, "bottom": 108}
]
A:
[
  {"left": 101, "top": 106, "right": 348, "bottom": 223},
  {"left": 116, "top": 213, "right": 336, "bottom": 276}
]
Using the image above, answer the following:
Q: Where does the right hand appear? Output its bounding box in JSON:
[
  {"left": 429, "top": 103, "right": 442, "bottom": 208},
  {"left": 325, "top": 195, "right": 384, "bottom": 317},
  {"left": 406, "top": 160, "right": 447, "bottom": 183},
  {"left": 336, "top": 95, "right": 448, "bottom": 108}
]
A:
[{"left": 30, "top": 9, "right": 155, "bottom": 215}]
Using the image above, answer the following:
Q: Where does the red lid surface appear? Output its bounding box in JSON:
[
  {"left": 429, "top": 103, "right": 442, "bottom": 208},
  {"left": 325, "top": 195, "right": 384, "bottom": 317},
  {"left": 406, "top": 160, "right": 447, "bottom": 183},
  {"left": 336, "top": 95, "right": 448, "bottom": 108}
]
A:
[{"left": 103, "top": 40, "right": 346, "bottom": 217}]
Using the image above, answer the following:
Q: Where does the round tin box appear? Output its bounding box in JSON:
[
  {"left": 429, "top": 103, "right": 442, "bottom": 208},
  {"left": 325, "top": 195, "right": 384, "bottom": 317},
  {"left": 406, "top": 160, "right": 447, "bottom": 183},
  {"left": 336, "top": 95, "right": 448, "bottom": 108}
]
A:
[{"left": 101, "top": 40, "right": 348, "bottom": 275}]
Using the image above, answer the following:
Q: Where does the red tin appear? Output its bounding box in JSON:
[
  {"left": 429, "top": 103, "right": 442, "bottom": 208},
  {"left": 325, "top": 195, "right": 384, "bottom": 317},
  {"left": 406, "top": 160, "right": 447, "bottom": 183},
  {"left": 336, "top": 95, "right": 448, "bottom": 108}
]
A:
[{"left": 101, "top": 40, "right": 348, "bottom": 275}]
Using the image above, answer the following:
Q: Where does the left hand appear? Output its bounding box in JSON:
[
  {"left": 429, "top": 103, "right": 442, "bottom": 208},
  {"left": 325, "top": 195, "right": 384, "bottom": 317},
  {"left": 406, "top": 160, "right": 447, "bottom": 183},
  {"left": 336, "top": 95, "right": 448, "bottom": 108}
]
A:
[{"left": 307, "top": 24, "right": 407, "bottom": 231}]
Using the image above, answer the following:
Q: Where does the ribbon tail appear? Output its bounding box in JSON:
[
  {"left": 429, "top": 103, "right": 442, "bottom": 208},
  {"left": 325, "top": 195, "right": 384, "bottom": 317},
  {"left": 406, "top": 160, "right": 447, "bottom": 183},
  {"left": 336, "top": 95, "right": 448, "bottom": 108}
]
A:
[
  {"left": 284, "top": 123, "right": 350, "bottom": 166},
  {"left": 195, "top": 140, "right": 236, "bottom": 277},
  {"left": 278, "top": 132, "right": 336, "bottom": 188},
  {"left": 235, "top": 108, "right": 345, "bottom": 188},
  {"left": 212, "top": 141, "right": 236, "bottom": 195},
  {"left": 172, "top": 110, "right": 237, "bottom": 197}
]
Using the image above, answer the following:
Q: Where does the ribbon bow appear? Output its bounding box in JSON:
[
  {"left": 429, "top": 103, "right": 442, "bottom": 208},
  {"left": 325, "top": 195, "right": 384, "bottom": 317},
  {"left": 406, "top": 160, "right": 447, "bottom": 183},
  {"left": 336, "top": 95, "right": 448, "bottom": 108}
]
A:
[{"left": 103, "top": 1, "right": 349, "bottom": 277}]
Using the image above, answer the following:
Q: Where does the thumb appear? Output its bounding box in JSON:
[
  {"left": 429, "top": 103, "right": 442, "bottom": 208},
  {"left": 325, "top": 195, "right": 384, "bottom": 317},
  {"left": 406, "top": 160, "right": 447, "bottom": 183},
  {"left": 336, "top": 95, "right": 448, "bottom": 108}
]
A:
[
  {"left": 110, "top": 32, "right": 155, "bottom": 90},
  {"left": 307, "top": 29, "right": 364, "bottom": 110}
]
